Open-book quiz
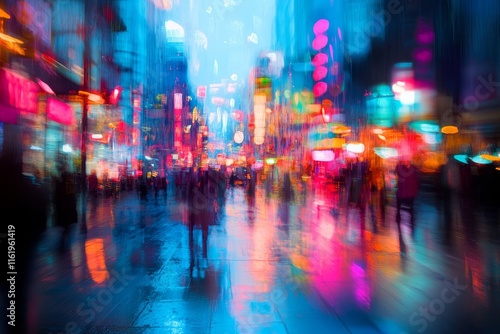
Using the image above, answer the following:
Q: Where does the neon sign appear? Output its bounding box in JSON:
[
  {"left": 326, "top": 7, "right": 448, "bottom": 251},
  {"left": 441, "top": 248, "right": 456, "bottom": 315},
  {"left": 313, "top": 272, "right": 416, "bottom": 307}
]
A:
[
  {"left": 0, "top": 68, "right": 39, "bottom": 113},
  {"left": 47, "top": 97, "right": 74, "bottom": 125}
]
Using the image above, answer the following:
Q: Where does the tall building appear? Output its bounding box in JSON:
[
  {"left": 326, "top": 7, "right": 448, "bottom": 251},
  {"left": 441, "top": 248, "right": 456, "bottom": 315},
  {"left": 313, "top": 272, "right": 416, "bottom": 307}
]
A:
[{"left": 435, "top": 0, "right": 500, "bottom": 138}]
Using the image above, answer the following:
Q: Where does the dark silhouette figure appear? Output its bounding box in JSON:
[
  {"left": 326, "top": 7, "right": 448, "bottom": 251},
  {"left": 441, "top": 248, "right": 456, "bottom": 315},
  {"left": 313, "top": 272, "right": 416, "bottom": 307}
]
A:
[
  {"left": 139, "top": 177, "right": 148, "bottom": 202},
  {"left": 88, "top": 170, "right": 99, "bottom": 213},
  {"left": 395, "top": 159, "right": 419, "bottom": 225},
  {"left": 346, "top": 158, "right": 368, "bottom": 210},
  {"left": 187, "top": 170, "right": 213, "bottom": 265},
  {"left": 247, "top": 169, "right": 256, "bottom": 197},
  {"left": 54, "top": 166, "right": 78, "bottom": 251},
  {"left": 282, "top": 172, "right": 294, "bottom": 202}
]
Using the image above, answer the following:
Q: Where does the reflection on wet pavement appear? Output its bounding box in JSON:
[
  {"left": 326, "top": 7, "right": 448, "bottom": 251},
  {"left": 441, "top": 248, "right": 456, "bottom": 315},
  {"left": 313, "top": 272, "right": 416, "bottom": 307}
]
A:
[{"left": 30, "top": 184, "right": 500, "bottom": 333}]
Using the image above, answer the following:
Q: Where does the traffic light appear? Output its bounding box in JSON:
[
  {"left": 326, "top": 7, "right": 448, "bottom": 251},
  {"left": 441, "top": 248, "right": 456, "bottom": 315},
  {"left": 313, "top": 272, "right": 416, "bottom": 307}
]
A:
[{"left": 109, "top": 86, "right": 122, "bottom": 104}]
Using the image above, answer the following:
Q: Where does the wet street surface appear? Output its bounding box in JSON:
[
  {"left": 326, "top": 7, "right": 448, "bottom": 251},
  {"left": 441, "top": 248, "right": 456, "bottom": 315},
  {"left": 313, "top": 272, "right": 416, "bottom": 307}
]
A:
[{"left": 26, "top": 184, "right": 500, "bottom": 333}]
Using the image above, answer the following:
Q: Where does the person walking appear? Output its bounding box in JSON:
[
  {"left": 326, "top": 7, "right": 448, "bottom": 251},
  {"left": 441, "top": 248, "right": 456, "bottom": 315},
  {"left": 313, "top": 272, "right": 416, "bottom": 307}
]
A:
[
  {"left": 395, "top": 158, "right": 419, "bottom": 224},
  {"left": 88, "top": 170, "right": 99, "bottom": 212},
  {"left": 54, "top": 165, "right": 78, "bottom": 251}
]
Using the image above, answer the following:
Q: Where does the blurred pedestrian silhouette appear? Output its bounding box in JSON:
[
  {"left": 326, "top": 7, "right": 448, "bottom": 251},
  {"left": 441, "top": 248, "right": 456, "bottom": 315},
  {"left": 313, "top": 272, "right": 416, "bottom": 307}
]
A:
[
  {"left": 139, "top": 176, "right": 148, "bottom": 202},
  {"left": 395, "top": 158, "right": 419, "bottom": 225},
  {"left": 346, "top": 157, "right": 368, "bottom": 224},
  {"left": 367, "top": 168, "right": 386, "bottom": 231},
  {"left": 247, "top": 168, "right": 256, "bottom": 197},
  {"left": 54, "top": 164, "right": 78, "bottom": 251},
  {"left": 187, "top": 169, "right": 214, "bottom": 267},
  {"left": 88, "top": 170, "right": 99, "bottom": 213},
  {"left": 282, "top": 171, "right": 294, "bottom": 202}
]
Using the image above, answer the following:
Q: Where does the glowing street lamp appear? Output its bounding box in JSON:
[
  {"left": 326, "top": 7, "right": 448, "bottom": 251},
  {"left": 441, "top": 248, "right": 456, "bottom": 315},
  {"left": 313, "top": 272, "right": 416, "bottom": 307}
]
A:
[{"left": 441, "top": 125, "right": 458, "bottom": 135}]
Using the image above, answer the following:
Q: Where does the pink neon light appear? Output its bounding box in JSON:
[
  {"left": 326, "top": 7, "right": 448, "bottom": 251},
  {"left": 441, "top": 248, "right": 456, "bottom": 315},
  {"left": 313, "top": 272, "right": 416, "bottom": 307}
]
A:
[
  {"left": 312, "top": 53, "right": 329, "bottom": 67},
  {"left": 174, "top": 93, "right": 183, "bottom": 109},
  {"left": 313, "top": 82, "right": 328, "bottom": 97},
  {"left": 0, "top": 68, "right": 39, "bottom": 114},
  {"left": 0, "top": 104, "right": 19, "bottom": 124},
  {"left": 313, "top": 19, "right": 329, "bottom": 35},
  {"left": 312, "top": 150, "right": 334, "bottom": 162},
  {"left": 414, "top": 48, "right": 432, "bottom": 62},
  {"left": 312, "top": 66, "right": 328, "bottom": 81},
  {"left": 312, "top": 35, "right": 328, "bottom": 51},
  {"left": 47, "top": 97, "right": 75, "bottom": 125}
]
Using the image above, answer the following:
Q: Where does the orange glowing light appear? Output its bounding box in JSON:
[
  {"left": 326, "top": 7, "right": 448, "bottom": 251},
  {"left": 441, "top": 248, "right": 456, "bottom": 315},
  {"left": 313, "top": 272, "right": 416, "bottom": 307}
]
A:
[
  {"left": 480, "top": 154, "right": 500, "bottom": 162},
  {"left": 85, "top": 238, "right": 109, "bottom": 284},
  {"left": 441, "top": 125, "right": 458, "bottom": 134}
]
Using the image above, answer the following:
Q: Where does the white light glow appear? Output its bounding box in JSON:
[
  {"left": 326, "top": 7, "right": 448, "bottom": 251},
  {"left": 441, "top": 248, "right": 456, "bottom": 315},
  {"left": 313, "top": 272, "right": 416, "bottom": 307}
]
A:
[
  {"left": 234, "top": 131, "right": 244, "bottom": 144},
  {"left": 62, "top": 144, "right": 72, "bottom": 153},
  {"left": 423, "top": 133, "right": 441, "bottom": 145},
  {"left": 392, "top": 83, "right": 405, "bottom": 94},
  {"left": 165, "top": 20, "right": 184, "bottom": 40},
  {"left": 248, "top": 33, "right": 258, "bottom": 44},
  {"left": 373, "top": 147, "right": 398, "bottom": 159},
  {"left": 254, "top": 95, "right": 267, "bottom": 105},
  {"left": 346, "top": 143, "right": 365, "bottom": 154},
  {"left": 400, "top": 91, "right": 415, "bottom": 105},
  {"left": 312, "top": 150, "right": 334, "bottom": 162}
]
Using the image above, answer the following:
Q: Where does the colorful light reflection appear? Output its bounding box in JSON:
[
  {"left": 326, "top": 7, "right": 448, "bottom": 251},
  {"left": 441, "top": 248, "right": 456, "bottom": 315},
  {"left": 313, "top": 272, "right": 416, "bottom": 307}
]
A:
[{"left": 85, "top": 238, "right": 109, "bottom": 284}]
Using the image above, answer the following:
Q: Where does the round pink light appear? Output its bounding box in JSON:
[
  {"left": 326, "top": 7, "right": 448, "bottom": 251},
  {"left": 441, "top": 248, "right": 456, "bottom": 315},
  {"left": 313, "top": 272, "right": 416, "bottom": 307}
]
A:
[
  {"left": 312, "top": 66, "right": 328, "bottom": 81},
  {"left": 312, "top": 53, "right": 329, "bottom": 66},
  {"left": 313, "top": 82, "right": 328, "bottom": 97},
  {"left": 313, "top": 19, "right": 329, "bottom": 35},
  {"left": 312, "top": 35, "right": 328, "bottom": 51},
  {"left": 417, "top": 31, "right": 434, "bottom": 44},
  {"left": 414, "top": 48, "right": 432, "bottom": 62}
]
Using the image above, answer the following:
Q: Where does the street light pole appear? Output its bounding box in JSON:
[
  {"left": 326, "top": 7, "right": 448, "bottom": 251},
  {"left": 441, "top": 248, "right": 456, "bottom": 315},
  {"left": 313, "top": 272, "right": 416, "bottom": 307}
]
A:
[{"left": 80, "top": 3, "right": 91, "bottom": 234}]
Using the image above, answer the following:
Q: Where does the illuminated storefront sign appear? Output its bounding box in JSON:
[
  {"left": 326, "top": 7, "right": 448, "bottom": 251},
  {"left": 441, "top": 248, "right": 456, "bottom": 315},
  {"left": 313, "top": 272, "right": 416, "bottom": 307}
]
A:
[
  {"left": 174, "top": 93, "right": 183, "bottom": 149},
  {"left": 47, "top": 97, "right": 74, "bottom": 125},
  {"left": 0, "top": 68, "right": 39, "bottom": 113},
  {"left": 312, "top": 150, "right": 334, "bottom": 162},
  {"left": 253, "top": 96, "right": 266, "bottom": 145},
  {"left": 174, "top": 92, "right": 183, "bottom": 109}
]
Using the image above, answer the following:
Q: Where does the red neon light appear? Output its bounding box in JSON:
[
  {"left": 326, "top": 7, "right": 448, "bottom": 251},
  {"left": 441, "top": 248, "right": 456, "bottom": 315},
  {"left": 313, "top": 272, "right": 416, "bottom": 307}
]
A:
[
  {"left": 47, "top": 97, "right": 74, "bottom": 125},
  {"left": 0, "top": 68, "right": 39, "bottom": 113},
  {"left": 109, "top": 86, "right": 122, "bottom": 105}
]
